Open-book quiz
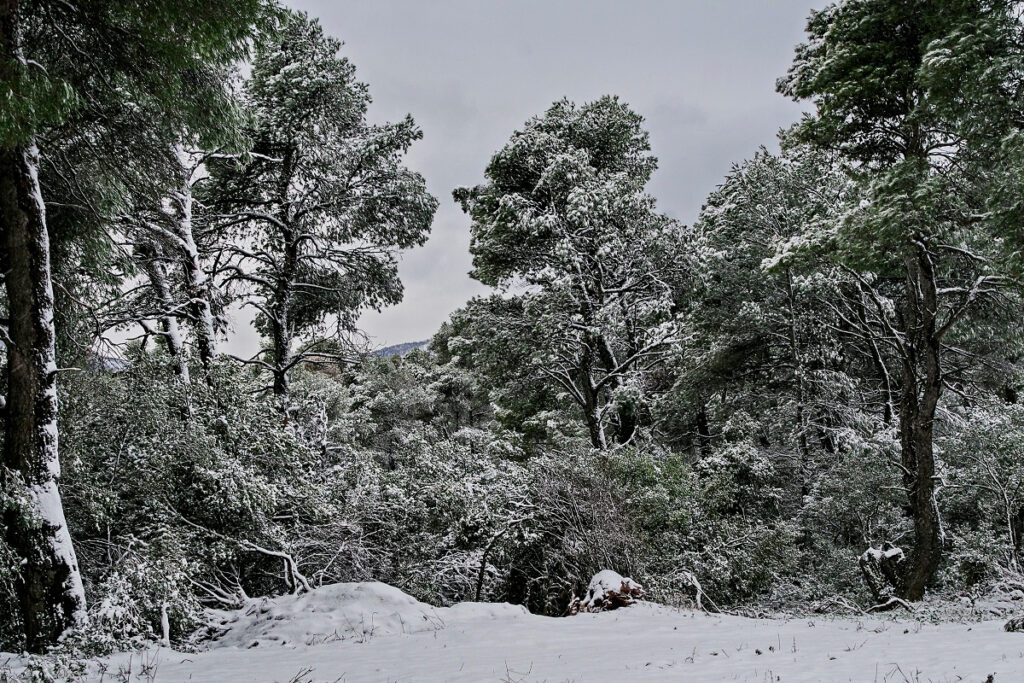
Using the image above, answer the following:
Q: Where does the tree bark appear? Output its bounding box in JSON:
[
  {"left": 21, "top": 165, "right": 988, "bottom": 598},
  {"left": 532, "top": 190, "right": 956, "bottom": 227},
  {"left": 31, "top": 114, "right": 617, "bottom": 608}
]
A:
[
  {"left": 577, "top": 340, "right": 607, "bottom": 449},
  {"left": 595, "top": 335, "right": 637, "bottom": 445},
  {"left": 269, "top": 150, "right": 297, "bottom": 401},
  {"left": 1, "top": 0, "right": 87, "bottom": 651},
  {"left": 1, "top": 142, "right": 88, "bottom": 651},
  {"left": 581, "top": 377, "right": 607, "bottom": 450},
  {"left": 270, "top": 231, "right": 296, "bottom": 399},
  {"left": 897, "top": 245, "right": 943, "bottom": 601}
]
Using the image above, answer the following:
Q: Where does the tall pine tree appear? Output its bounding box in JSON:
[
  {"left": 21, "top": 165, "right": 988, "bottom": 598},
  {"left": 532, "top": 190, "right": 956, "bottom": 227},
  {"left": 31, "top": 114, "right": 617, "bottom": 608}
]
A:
[
  {"left": 779, "top": 0, "right": 1024, "bottom": 600},
  {"left": 209, "top": 11, "right": 436, "bottom": 400}
]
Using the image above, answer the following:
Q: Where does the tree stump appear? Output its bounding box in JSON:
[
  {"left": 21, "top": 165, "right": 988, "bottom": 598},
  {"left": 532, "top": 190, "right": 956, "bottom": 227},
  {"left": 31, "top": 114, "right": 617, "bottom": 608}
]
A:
[
  {"left": 569, "top": 570, "right": 645, "bottom": 615},
  {"left": 859, "top": 542, "right": 910, "bottom": 611}
]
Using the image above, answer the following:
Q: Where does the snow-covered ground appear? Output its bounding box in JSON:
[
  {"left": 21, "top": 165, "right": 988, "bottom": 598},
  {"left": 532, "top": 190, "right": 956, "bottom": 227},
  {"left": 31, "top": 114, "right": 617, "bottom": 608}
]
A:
[{"left": 7, "top": 582, "right": 1024, "bottom": 682}]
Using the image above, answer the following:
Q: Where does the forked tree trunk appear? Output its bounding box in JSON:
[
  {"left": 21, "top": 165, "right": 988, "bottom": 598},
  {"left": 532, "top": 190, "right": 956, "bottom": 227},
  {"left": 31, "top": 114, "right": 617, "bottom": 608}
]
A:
[
  {"left": 0, "top": 142, "right": 88, "bottom": 651},
  {"left": 139, "top": 239, "right": 190, "bottom": 382},
  {"left": 859, "top": 542, "right": 907, "bottom": 609},
  {"left": 170, "top": 145, "right": 217, "bottom": 372}
]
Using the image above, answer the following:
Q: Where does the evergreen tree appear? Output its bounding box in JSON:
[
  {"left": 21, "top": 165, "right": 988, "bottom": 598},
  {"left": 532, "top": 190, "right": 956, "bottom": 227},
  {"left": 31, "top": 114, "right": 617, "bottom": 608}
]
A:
[
  {"left": 678, "top": 145, "right": 856, "bottom": 500},
  {"left": 208, "top": 11, "right": 437, "bottom": 400},
  {"left": 779, "top": 0, "right": 1023, "bottom": 600},
  {"left": 454, "top": 97, "right": 687, "bottom": 449}
]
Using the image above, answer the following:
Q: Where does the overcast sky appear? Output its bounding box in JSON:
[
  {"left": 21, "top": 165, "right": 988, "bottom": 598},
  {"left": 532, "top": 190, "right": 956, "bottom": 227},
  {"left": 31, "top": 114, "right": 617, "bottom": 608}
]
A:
[{"left": 229, "top": 0, "right": 825, "bottom": 354}]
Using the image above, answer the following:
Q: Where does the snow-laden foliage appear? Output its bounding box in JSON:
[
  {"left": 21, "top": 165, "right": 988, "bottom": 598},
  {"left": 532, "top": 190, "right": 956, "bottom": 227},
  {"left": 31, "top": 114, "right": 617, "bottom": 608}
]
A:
[
  {"left": 779, "top": 0, "right": 1024, "bottom": 600},
  {"left": 205, "top": 11, "right": 437, "bottom": 398},
  {"left": 452, "top": 97, "right": 688, "bottom": 449},
  {"left": 941, "top": 402, "right": 1024, "bottom": 586}
]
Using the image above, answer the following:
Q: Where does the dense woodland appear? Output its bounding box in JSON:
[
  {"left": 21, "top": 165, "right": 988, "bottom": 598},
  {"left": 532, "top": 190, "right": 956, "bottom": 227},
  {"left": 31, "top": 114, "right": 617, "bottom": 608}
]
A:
[{"left": 4, "top": 0, "right": 1024, "bottom": 664}]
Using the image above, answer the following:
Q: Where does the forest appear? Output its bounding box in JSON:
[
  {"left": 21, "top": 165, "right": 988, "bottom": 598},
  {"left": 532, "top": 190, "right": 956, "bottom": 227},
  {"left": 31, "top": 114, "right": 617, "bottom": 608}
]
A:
[{"left": 3, "top": 0, "right": 1024, "bottom": 680}]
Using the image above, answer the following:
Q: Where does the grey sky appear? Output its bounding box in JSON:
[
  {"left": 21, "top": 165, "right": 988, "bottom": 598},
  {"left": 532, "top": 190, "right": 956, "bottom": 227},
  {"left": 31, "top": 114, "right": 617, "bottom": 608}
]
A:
[{"left": 229, "top": 0, "right": 824, "bottom": 354}]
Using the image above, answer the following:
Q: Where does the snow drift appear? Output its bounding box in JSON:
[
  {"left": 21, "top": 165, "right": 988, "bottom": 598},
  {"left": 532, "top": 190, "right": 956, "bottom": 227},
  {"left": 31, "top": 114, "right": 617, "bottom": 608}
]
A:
[{"left": 205, "top": 581, "right": 527, "bottom": 649}]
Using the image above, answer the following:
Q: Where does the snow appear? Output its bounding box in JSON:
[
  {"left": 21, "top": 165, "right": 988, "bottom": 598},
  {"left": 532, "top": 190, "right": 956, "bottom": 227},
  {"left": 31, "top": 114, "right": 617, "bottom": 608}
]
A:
[
  {"left": 863, "top": 544, "right": 905, "bottom": 564},
  {"left": 7, "top": 582, "right": 1024, "bottom": 681}
]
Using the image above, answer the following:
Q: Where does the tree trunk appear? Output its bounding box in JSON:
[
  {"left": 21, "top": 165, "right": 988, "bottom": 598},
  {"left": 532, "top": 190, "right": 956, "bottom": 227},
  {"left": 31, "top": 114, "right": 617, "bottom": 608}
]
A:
[
  {"left": 269, "top": 151, "right": 296, "bottom": 401},
  {"left": 0, "top": 142, "right": 88, "bottom": 652},
  {"left": 595, "top": 335, "right": 636, "bottom": 444},
  {"left": 581, "top": 379, "right": 607, "bottom": 450},
  {"left": 859, "top": 542, "right": 906, "bottom": 605},
  {"left": 170, "top": 145, "right": 217, "bottom": 372},
  {"left": 578, "top": 341, "right": 607, "bottom": 449},
  {"left": 270, "top": 285, "right": 291, "bottom": 399},
  {"left": 139, "top": 239, "right": 189, "bottom": 382},
  {"left": 270, "top": 236, "right": 296, "bottom": 400},
  {"left": 897, "top": 246, "right": 943, "bottom": 601},
  {"left": 785, "top": 268, "right": 811, "bottom": 501}
]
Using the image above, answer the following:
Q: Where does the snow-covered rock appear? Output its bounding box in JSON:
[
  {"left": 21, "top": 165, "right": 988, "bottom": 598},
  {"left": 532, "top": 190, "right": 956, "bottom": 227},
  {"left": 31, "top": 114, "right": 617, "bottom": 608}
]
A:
[{"left": 206, "top": 582, "right": 444, "bottom": 648}]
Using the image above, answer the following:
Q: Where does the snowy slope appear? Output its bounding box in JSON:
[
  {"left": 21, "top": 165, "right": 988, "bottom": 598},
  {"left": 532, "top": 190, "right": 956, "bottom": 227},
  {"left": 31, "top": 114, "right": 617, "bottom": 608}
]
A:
[{"left": 12, "top": 582, "right": 1024, "bottom": 682}]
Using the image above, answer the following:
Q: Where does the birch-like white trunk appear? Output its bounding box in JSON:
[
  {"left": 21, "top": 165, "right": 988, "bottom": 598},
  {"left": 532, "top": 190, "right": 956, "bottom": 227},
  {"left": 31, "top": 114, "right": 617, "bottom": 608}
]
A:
[{"left": 170, "top": 144, "right": 218, "bottom": 370}]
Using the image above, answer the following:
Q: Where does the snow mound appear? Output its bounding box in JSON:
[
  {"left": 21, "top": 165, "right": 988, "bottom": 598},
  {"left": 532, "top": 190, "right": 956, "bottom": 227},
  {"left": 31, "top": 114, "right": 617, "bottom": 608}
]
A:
[
  {"left": 205, "top": 582, "right": 530, "bottom": 650},
  {"left": 207, "top": 582, "right": 446, "bottom": 648}
]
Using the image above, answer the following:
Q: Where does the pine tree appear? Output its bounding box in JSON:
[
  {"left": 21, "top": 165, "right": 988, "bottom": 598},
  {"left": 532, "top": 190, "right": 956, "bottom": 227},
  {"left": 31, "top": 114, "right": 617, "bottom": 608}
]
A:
[
  {"left": 779, "top": 0, "right": 1023, "bottom": 600},
  {"left": 680, "top": 145, "right": 855, "bottom": 501},
  {"left": 208, "top": 11, "right": 437, "bottom": 400},
  {"left": 454, "top": 97, "right": 687, "bottom": 449}
]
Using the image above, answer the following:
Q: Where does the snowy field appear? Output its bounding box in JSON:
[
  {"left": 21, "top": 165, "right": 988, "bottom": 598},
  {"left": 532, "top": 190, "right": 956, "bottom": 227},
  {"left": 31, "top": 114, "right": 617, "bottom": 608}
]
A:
[{"left": 7, "top": 582, "right": 1024, "bottom": 682}]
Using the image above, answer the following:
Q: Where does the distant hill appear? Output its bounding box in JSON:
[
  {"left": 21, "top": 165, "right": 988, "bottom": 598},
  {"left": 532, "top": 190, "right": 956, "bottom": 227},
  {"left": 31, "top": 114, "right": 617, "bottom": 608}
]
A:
[{"left": 374, "top": 340, "right": 430, "bottom": 358}]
